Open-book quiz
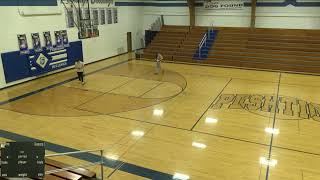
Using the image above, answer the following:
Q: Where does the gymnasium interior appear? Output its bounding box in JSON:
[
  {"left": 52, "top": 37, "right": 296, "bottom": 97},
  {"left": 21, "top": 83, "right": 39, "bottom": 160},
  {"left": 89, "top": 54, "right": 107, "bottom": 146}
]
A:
[{"left": 0, "top": 0, "right": 320, "bottom": 179}]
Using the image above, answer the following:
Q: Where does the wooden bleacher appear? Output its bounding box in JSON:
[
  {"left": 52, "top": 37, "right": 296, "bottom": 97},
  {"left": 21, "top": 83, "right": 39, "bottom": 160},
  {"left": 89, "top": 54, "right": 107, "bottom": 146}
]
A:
[
  {"left": 45, "top": 159, "right": 97, "bottom": 180},
  {"left": 143, "top": 25, "right": 206, "bottom": 61},
  {"left": 143, "top": 25, "right": 189, "bottom": 60},
  {"left": 174, "top": 26, "right": 206, "bottom": 63},
  {"left": 143, "top": 25, "right": 320, "bottom": 74},
  {"left": 205, "top": 27, "right": 320, "bottom": 73}
]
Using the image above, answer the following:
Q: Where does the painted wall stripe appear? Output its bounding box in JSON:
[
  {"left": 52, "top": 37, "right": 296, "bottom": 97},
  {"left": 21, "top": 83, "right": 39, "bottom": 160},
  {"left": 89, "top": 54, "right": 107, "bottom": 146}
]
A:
[
  {"left": 52, "top": 54, "right": 68, "bottom": 61},
  {"left": 115, "top": 2, "right": 188, "bottom": 6},
  {"left": 115, "top": 0, "right": 320, "bottom": 7},
  {"left": 50, "top": 59, "right": 68, "bottom": 66},
  {"left": 0, "top": 130, "right": 174, "bottom": 179},
  {"left": 48, "top": 49, "right": 67, "bottom": 56},
  {"left": 0, "top": 0, "right": 57, "bottom": 6},
  {"left": 51, "top": 57, "right": 68, "bottom": 63}
]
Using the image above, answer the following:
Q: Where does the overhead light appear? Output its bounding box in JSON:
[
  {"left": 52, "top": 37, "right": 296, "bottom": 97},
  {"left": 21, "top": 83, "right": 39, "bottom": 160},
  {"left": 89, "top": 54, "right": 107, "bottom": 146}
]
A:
[
  {"left": 105, "top": 154, "right": 119, "bottom": 161},
  {"left": 265, "top": 128, "right": 279, "bottom": 135},
  {"left": 153, "top": 109, "right": 164, "bottom": 116},
  {"left": 192, "top": 142, "right": 207, "bottom": 149},
  {"left": 131, "top": 131, "right": 145, "bottom": 137},
  {"left": 173, "top": 173, "right": 190, "bottom": 180},
  {"left": 260, "top": 157, "right": 278, "bottom": 167},
  {"left": 205, "top": 117, "right": 218, "bottom": 124}
]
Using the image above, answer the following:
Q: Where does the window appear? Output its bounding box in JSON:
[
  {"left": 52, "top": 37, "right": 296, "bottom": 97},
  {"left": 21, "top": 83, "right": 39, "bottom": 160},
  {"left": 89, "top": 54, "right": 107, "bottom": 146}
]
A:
[
  {"left": 100, "top": 9, "right": 106, "bottom": 25},
  {"left": 83, "top": 8, "right": 90, "bottom": 20},
  {"left": 107, "top": 9, "right": 112, "bottom": 24},
  {"left": 74, "top": 9, "right": 81, "bottom": 26},
  {"left": 92, "top": 9, "right": 99, "bottom": 25},
  {"left": 66, "top": 9, "right": 75, "bottom": 28},
  {"left": 113, "top": 8, "right": 118, "bottom": 23}
]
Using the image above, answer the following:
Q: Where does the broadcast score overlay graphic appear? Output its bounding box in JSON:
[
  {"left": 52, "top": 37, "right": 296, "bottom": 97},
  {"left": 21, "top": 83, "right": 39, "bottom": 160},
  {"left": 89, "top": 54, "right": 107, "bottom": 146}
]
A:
[{"left": 0, "top": 142, "right": 45, "bottom": 178}]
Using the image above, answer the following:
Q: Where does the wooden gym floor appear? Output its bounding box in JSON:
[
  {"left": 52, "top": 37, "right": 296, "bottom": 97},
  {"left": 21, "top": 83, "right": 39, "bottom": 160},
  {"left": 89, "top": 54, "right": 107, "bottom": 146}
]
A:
[{"left": 1, "top": 53, "right": 320, "bottom": 179}]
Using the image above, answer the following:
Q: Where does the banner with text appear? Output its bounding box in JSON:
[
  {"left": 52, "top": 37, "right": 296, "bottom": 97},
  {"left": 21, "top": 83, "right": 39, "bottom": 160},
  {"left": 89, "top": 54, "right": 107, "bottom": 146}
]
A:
[{"left": 204, "top": 0, "right": 244, "bottom": 10}]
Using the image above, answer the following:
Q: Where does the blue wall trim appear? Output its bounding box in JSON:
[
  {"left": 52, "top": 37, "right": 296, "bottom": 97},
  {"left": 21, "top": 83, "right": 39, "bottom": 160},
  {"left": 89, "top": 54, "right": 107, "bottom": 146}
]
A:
[
  {"left": 115, "top": 2, "right": 188, "bottom": 6},
  {"left": 0, "top": 0, "right": 57, "bottom": 6},
  {"left": 115, "top": 0, "right": 320, "bottom": 7},
  {"left": 0, "top": 130, "right": 174, "bottom": 179}
]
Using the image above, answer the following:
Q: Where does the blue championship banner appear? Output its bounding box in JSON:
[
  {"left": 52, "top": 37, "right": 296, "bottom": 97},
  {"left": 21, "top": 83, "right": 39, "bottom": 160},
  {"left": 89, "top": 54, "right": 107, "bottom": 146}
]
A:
[{"left": 1, "top": 41, "right": 83, "bottom": 83}]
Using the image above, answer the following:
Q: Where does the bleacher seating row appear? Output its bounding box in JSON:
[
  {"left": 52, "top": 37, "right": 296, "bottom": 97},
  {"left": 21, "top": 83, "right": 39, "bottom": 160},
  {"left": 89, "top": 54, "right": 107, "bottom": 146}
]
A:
[
  {"left": 143, "top": 25, "right": 207, "bottom": 61},
  {"left": 143, "top": 25, "right": 320, "bottom": 74}
]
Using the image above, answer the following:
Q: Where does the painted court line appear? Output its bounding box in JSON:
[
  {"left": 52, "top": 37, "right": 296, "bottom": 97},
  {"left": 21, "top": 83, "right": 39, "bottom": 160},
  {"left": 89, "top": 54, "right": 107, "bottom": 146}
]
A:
[
  {"left": 109, "top": 114, "right": 271, "bottom": 147},
  {"left": 0, "top": 58, "right": 175, "bottom": 179},
  {"left": 190, "top": 78, "right": 233, "bottom": 131},
  {"left": 265, "top": 73, "right": 282, "bottom": 180},
  {"left": 0, "top": 130, "right": 174, "bottom": 179}
]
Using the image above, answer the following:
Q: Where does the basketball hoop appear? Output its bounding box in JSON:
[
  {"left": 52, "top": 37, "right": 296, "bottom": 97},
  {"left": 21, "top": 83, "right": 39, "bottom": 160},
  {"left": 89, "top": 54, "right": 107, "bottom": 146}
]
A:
[{"left": 61, "top": 0, "right": 100, "bottom": 39}]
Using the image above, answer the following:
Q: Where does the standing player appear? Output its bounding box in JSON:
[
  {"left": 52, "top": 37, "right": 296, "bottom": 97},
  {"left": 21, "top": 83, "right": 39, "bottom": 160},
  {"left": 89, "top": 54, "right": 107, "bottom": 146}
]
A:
[
  {"left": 155, "top": 52, "right": 163, "bottom": 74},
  {"left": 75, "top": 60, "right": 85, "bottom": 85}
]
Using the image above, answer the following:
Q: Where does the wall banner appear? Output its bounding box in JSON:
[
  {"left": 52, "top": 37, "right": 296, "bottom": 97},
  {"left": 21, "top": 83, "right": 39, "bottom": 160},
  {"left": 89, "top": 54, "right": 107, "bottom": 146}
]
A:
[
  {"left": 17, "top": 34, "right": 29, "bottom": 55},
  {"left": 204, "top": 0, "right": 244, "bottom": 10},
  {"left": 1, "top": 41, "right": 83, "bottom": 83},
  {"left": 54, "top": 31, "right": 63, "bottom": 49},
  {"left": 43, "top": 31, "right": 53, "bottom": 50},
  {"left": 31, "top": 33, "right": 42, "bottom": 53},
  {"left": 60, "top": 30, "right": 69, "bottom": 47}
]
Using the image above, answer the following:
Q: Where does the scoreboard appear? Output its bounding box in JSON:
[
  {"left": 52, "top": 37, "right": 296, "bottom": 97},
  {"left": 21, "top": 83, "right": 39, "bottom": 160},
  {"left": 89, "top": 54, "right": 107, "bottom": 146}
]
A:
[{"left": 0, "top": 142, "right": 45, "bottom": 178}]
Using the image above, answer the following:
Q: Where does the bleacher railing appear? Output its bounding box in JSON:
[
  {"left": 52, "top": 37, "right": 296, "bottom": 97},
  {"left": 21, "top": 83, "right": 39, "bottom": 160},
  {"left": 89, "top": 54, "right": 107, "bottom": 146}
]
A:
[
  {"left": 150, "top": 16, "right": 163, "bottom": 31},
  {"left": 45, "top": 149, "right": 105, "bottom": 180},
  {"left": 198, "top": 33, "right": 207, "bottom": 58}
]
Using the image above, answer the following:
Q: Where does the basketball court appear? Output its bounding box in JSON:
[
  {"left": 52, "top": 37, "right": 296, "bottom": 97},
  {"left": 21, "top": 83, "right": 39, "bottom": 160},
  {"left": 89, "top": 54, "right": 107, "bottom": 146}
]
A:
[
  {"left": 1, "top": 0, "right": 320, "bottom": 179},
  {"left": 1, "top": 52, "right": 320, "bottom": 179}
]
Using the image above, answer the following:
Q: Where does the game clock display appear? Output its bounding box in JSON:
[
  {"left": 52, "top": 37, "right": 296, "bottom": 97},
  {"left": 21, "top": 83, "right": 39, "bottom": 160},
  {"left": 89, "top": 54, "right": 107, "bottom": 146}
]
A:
[{"left": 0, "top": 142, "right": 45, "bottom": 178}]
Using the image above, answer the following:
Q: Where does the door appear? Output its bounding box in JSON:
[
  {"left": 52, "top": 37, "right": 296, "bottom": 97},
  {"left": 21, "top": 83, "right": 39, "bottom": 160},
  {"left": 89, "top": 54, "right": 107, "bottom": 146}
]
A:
[{"left": 127, "top": 32, "right": 132, "bottom": 52}]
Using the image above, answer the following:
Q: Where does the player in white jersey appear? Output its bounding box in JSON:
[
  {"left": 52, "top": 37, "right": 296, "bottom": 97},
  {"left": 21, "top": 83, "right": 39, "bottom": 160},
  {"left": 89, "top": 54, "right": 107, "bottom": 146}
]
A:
[
  {"left": 155, "top": 52, "right": 163, "bottom": 75},
  {"left": 75, "top": 60, "right": 85, "bottom": 85}
]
